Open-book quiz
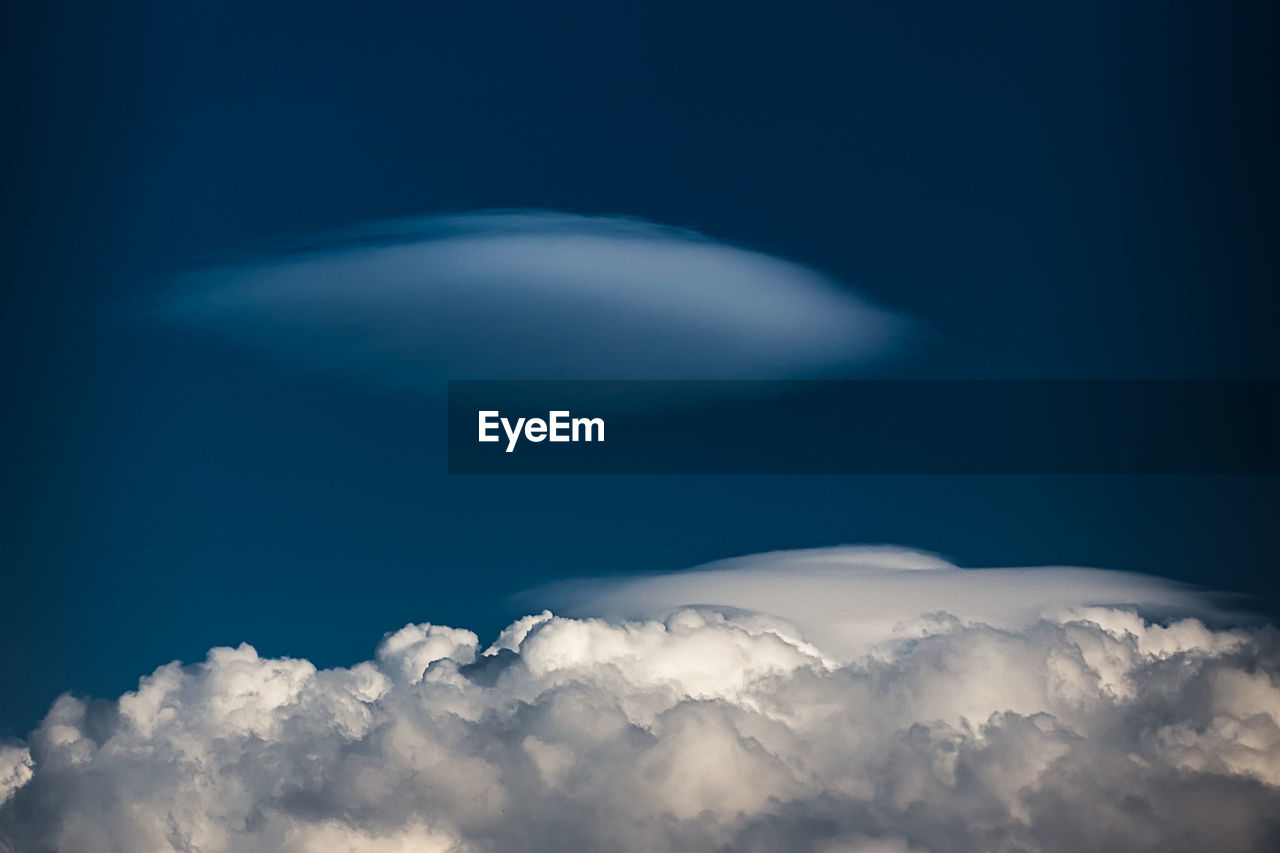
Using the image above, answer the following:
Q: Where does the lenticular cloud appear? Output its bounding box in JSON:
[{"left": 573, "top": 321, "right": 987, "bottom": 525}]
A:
[
  {"left": 157, "top": 211, "right": 912, "bottom": 388},
  {"left": 3, "top": 554, "right": 1280, "bottom": 852}
]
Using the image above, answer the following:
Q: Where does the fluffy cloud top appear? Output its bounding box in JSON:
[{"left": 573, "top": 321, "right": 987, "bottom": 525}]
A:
[
  {"left": 158, "top": 212, "right": 912, "bottom": 388},
  {"left": 2, "top": 549, "right": 1278, "bottom": 852}
]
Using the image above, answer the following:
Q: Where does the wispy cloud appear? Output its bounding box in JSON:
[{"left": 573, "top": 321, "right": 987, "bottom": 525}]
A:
[{"left": 158, "top": 212, "right": 915, "bottom": 389}]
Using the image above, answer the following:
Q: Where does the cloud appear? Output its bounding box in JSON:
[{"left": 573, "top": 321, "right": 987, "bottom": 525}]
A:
[
  {"left": 537, "top": 546, "right": 1238, "bottom": 659},
  {"left": 2, "top": 548, "right": 1279, "bottom": 852},
  {"left": 0, "top": 747, "right": 32, "bottom": 809},
  {"left": 157, "top": 212, "right": 913, "bottom": 388}
]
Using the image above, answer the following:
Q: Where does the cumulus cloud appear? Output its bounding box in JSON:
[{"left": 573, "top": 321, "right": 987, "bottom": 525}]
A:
[
  {"left": 157, "top": 212, "right": 913, "bottom": 388},
  {"left": 0, "top": 747, "right": 32, "bottom": 809},
  {"left": 2, "top": 548, "right": 1279, "bottom": 852}
]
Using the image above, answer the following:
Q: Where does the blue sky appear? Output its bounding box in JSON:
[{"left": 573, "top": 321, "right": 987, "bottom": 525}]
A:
[{"left": 2, "top": 0, "right": 1278, "bottom": 744}]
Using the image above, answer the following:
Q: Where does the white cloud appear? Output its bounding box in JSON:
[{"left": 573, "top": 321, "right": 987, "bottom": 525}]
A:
[
  {"left": 0, "top": 747, "right": 32, "bottom": 808},
  {"left": 2, "top": 548, "right": 1278, "bottom": 852},
  {"left": 538, "top": 545, "right": 1231, "bottom": 659},
  {"left": 158, "top": 212, "right": 914, "bottom": 388}
]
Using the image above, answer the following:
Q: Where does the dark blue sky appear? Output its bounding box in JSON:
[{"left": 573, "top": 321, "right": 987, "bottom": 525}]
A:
[{"left": 2, "top": 1, "right": 1278, "bottom": 736}]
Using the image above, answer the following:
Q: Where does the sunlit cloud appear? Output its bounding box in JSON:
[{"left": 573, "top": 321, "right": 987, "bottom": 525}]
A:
[
  {"left": 538, "top": 546, "right": 1235, "bottom": 659},
  {"left": 2, "top": 548, "right": 1277, "bottom": 852}
]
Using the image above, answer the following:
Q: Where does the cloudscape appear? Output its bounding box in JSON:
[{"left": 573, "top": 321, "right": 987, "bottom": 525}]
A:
[
  {"left": 3, "top": 548, "right": 1278, "bottom": 852},
  {"left": 4, "top": 3, "right": 1277, "bottom": 852}
]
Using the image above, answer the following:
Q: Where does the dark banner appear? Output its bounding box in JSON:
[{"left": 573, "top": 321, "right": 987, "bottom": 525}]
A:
[{"left": 446, "top": 380, "right": 1280, "bottom": 474}]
